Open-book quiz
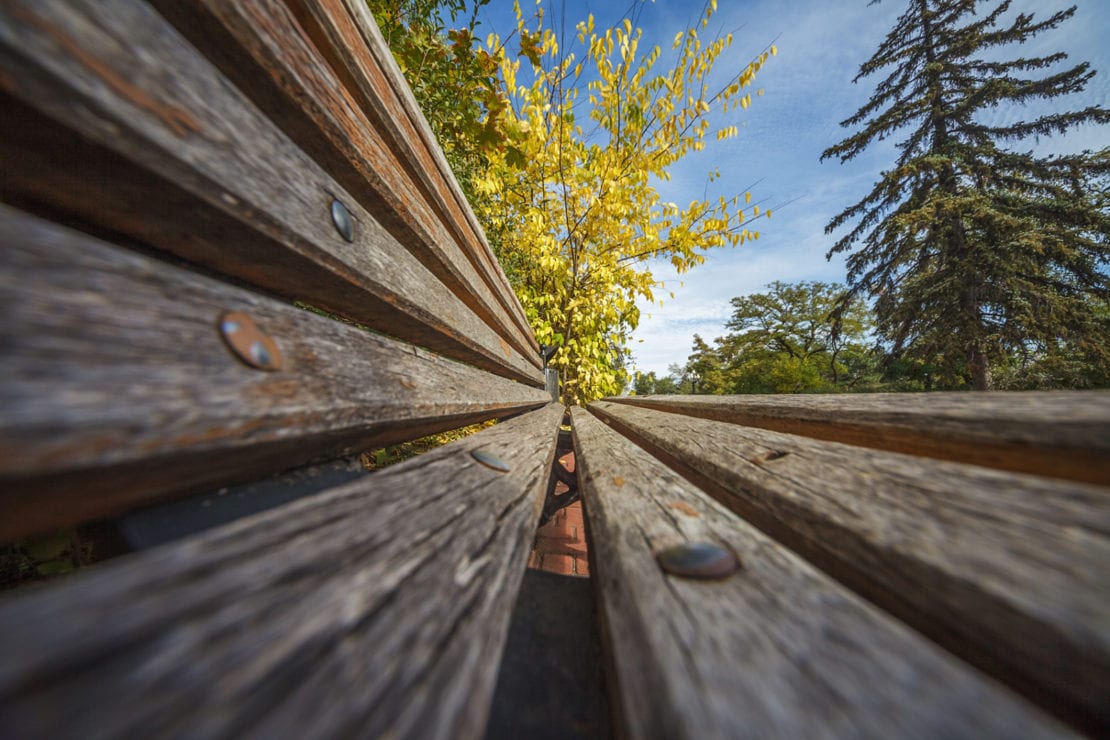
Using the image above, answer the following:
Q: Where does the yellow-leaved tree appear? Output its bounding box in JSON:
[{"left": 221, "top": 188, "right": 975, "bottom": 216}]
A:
[{"left": 474, "top": 0, "right": 775, "bottom": 403}]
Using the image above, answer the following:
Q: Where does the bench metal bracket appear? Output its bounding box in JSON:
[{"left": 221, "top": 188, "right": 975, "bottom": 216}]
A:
[{"left": 539, "top": 427, "right": 577, "bottom": 526}]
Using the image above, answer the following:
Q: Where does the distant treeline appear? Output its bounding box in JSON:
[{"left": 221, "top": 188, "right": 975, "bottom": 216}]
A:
[{"left": 636, "top": 280, "right": 1110, "bottom": 395}]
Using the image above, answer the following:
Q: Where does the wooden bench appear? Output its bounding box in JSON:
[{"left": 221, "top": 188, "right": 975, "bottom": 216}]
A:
[{"left": 0, "top": 2, "right": 1106, "bottom": 737}]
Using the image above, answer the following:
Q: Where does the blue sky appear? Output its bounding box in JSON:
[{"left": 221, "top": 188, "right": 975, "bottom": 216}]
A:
[{"left": 476, "top": 0, "right": 1110, "bottom": 376}]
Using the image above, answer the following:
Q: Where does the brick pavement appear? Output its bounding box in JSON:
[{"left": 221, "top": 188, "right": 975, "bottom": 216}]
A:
[{"left": 528, "top": 452, "right": 589, "bottom": 577}]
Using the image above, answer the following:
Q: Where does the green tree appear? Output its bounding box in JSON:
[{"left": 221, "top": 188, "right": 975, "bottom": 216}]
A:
[
  {"left": 718, "top": 281, "right": 876, "bottom": 392},
  {"left": 475, "top": 1, "right": 775, "bottom": 403},
  {"left": 631, "top": 370, "right": 679, "bottom": 395},
  {"left": 822, "top": 0, "right": 1110, "bottom": 390},
  {"left": 993, "top": 294, "right": 1110, "bottom": 388},
  {"left": 684, "top": 334, "right": 729, "bottom": 394},
  {"left": 667, "top": 363, "right": 696, "bottom": 394}
]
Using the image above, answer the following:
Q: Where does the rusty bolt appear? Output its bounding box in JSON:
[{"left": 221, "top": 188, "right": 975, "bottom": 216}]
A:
[
  {"left": 331, "top": 198, "right": 354, "bottom": 242},
  {"left": 471, "top": 449, "right": 510, "bottom": 472},
  {"left": 218, "top": 311, "right": 282, "bottom": 371},
  {"left": 656, "top": 541, "right": 739, "bottom": 580}
]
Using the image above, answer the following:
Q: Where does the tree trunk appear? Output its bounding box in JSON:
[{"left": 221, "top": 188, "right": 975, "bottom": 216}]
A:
[{"left": 967, "top": 343, "right": 993, "bottom": 391}]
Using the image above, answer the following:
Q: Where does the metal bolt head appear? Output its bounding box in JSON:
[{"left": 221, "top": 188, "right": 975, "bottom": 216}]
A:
[
  {"left": 218, "top": 311, "right": 282, "bottom": 371},
  {"left": 471, "top": 449, "right": 510, "bottom": 472},
  {"left": 331, "top": 198, "right": 354, "bottom": 242},
  {"left": 656, "top": 541, "right": 739, "bottom": 580}
]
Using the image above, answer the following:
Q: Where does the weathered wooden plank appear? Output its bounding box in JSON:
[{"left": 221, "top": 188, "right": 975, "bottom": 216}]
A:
[
  {"left": 149, "top": 0, "right": 540, "bottom": 368},
  {"left": 0, "top": 403, "right": 563, "bottom": 739},
  {"left": 0, "top": 205, "right": 550, "bottom": 540},
  {"left": 610, "top": 392, "right": 1110, "bottom": 485},
  {"left": 0, "top": 0, "right": 542, "bottom": 385},
  {"left": 289, "top": 0, "right": 538, "bottom": 352},
  {"left": 569, "top": 408, "right": 1065, "bottom": 739},
  {"left": 589, "top": 400, "right": 1110, "bottom": 733}
]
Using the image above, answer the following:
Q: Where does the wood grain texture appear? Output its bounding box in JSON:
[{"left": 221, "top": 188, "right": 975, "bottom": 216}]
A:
[
  {"left": 0, "top": 403, "right": 564, "bottom": 740},
  {"left": 610, "top": 392, "right": 1110, "bottom": 485},
  {"left": 0, "top": 205, "right": 551, "bottom": 540},
  {"left": 0, "top": 0, "right": 541, "bottom": 384},
  {"left": 291, "top": 0, "right": 538, "bottom": 352},
  {"left": 149, "top": 0, "right": 540, "bottom": 367},
  {"left": 589, "top": 400, "right": 1110, "bottom": 733},
  {"left": 569, "top": 408, "right": 1065, "bottom": 739}
]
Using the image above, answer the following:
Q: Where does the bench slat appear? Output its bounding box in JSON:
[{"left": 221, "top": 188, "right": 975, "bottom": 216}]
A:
[
  {"left": 0, "top": 205, "right": 550, "bottom": 540},
  {"left": 286, "top": 0, "right": 540, "bottom": 355},
  {"left": 570, "top": 408, "right": 1065, "bottom": 738},
  {"left": 150, "top": 0, "right": 540, "bottom": 368},
  {"left": 610, "top": 392, "right": 1110, "bottom": 484},
  {"left": 590, "top": 400, "right": 1110, "bottom": 732},
  {"left": 0, "top": 403, "right": 563, "bottom": 739},
  {"left": 0, "top": 0, "right": 542, "bottom": 385}
]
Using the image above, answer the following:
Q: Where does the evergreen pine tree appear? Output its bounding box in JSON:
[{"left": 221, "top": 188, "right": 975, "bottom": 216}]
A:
[{"left": 822, "top": 0, "right": 1110, "bottom": 390}]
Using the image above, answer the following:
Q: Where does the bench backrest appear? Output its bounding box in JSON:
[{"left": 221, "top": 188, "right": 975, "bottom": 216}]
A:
[
  {"left": 1, "top": 1, "right": 560, "bottom": 737},
  {"left": 0, "top": 0, "right": 554, "bottom": 540}
]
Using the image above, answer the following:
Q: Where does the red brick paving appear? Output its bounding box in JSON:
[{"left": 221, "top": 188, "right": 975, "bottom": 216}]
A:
[{"left": 530, "top": 452, "right": 589, "bottom": 577}]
